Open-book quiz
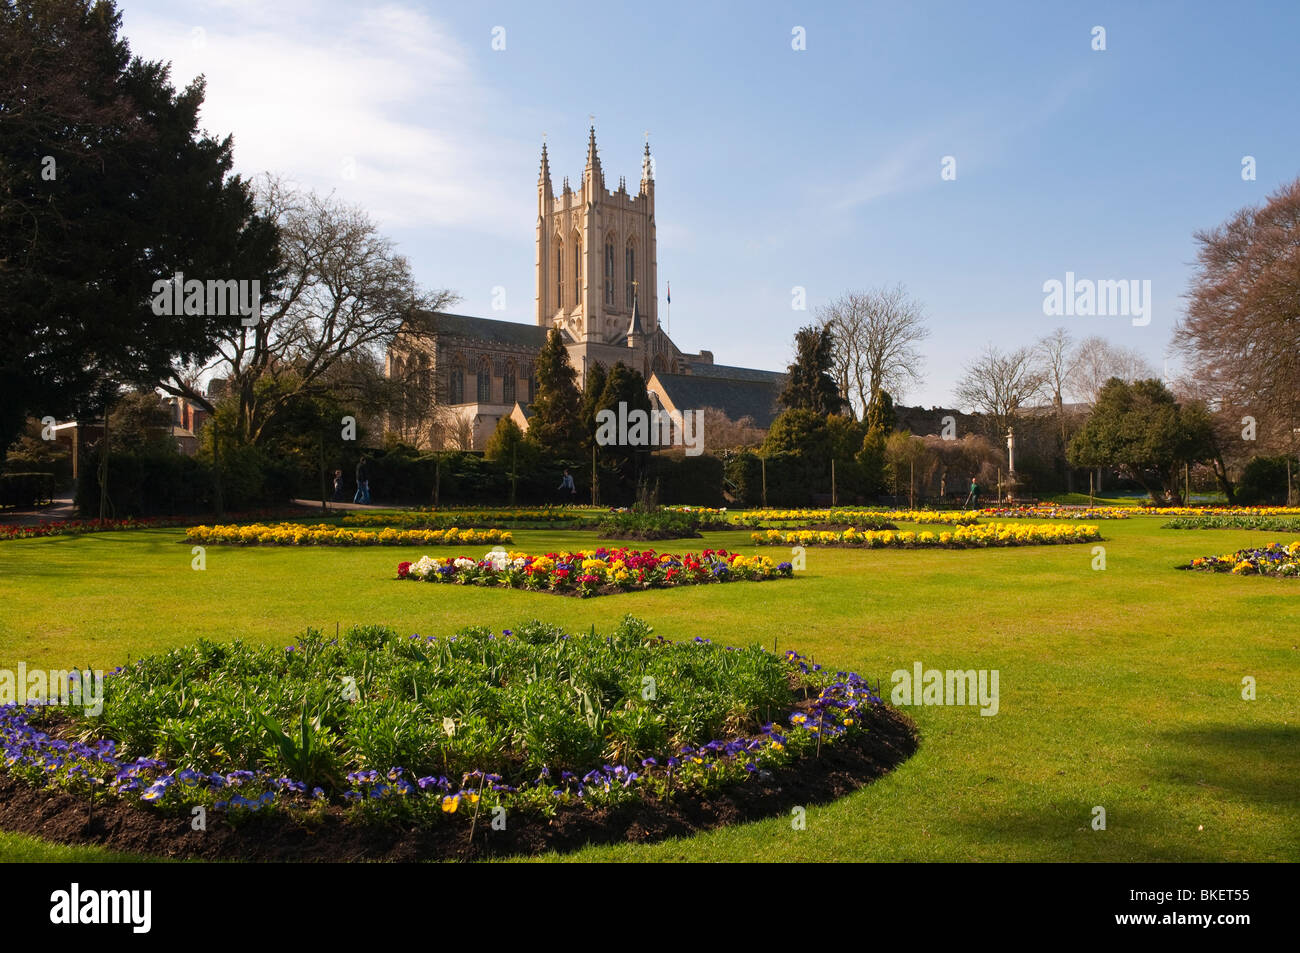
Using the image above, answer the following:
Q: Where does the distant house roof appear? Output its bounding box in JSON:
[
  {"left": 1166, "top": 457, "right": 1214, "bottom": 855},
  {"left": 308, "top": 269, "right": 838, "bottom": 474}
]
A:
[
  {"left": 650, "top": 372, "right": 784, "bottom": 429},
  {"left": 685, "top": 361, "right": 786, "bottom": 385},
  {"left": 411, "top": 312, "right": 550, "bottom": 350}
]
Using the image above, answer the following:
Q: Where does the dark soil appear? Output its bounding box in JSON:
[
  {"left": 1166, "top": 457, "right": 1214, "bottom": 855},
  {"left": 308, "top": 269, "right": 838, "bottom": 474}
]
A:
[{"left": 0, "top": 706, "right": 918, "bottom": 862}]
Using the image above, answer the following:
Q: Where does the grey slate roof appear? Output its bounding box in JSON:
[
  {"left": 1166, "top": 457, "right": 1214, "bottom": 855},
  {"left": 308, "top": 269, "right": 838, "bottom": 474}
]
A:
[
  {"left": 685, "top": 361, "right": 786, "bottom": 385},
  {"left": 413, "top": 311, "right": 551, "bottom": 349},
  {"left": 653, "top": 372, "right": 784, "bottom": 429}
]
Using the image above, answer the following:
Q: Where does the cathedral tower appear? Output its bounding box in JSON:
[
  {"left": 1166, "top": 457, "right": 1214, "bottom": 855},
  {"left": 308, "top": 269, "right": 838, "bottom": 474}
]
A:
[{"left": 535, "top": 128, "right": 658, "bottom": 347}]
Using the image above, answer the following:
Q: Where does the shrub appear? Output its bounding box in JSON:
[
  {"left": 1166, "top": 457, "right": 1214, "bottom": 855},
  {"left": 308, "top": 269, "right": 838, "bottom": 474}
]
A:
[
  {"left": 1236, "top": 455, "right": 1290, "bottom": 506},
  {"left": 647, "top": 451, "right": 724, "bottom": 506},
  {"left": 0, "top": 472, "right": 54, "bottom": 507}
]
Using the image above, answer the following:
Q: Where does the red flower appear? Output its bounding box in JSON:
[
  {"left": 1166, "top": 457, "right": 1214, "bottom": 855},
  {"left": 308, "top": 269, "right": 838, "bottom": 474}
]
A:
[{"left": 397, "top": 561, "right": 411, "bottom": 578}]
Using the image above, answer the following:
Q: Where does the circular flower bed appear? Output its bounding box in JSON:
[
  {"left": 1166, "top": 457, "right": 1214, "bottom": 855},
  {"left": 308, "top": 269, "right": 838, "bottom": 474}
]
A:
[
  {"left": 398, "top": 547, "right": 793, "bottom": 596},
  {"left": 185, "top": 523, "right": 512, "bottom": 546},
  {"left": 1184, "top": 541, "right": 1300, "bottom": 576},
  {"left": 752, "top": 522, "right": 1101, "bottom": 548},
  {"left": 0, "top": 619, "right": 914, "bottom": 860}
]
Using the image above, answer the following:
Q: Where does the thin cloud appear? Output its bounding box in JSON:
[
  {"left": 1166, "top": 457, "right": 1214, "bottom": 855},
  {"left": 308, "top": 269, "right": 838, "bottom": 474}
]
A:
[{"left": 121, "top": 1, "right": 533, "bottom": 235}]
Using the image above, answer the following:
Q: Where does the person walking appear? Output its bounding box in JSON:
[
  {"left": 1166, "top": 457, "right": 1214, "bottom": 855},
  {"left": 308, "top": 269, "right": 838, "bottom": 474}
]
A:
[
  {"left": 557, "top": 468, "right": 576, "bottom": 501},
  {"left": 332, "top": 469, "right": 345, "bottom": 502},
  {"left": 354, "top": 457, "right": 372, "bottom": 505}
]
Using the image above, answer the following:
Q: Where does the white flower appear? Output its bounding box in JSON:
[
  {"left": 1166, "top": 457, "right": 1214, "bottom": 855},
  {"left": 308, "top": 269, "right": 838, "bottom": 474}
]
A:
[{"left": 453, "top": 557, "right": 475, "bottom": 569}]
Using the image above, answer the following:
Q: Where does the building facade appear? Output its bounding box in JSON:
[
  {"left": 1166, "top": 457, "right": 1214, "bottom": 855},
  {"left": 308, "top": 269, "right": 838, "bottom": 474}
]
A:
[{"left": 387, "top": 128, "right": 785, "bottom": 450}]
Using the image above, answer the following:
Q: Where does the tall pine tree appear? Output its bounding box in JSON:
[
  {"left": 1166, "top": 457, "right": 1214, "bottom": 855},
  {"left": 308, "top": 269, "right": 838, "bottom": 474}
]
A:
[
  {"left": 526, "top": 328, "right": 584, "bottom": 460},
  {"left": 779, "top": 325, "right": 846, "bottom": 416}
]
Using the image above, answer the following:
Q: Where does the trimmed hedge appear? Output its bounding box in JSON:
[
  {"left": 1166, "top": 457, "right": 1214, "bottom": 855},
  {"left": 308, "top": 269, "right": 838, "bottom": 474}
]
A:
[
  {"left": 724, "top": 449, "right": 873, "bottom": 507},
  {"left": 75, "top": 447, "right": 295, "bottom": 517},
  {"left": 0, "top": 472, "right": 55, "bottom": 508},
  {"left": 646, "top": 451, "right": 724, "bottom": 507}
]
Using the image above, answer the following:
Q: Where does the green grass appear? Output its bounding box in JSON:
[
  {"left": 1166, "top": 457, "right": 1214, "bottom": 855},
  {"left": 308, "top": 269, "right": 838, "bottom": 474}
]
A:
[{"left": 1, "top": 518, "right": 1296, "bottom": 862}]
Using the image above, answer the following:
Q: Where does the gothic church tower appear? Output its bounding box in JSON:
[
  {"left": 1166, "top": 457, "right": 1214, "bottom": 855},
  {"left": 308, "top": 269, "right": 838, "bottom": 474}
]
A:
[{"left": 535, "top": 128, "right": 667, "bottom": 382}]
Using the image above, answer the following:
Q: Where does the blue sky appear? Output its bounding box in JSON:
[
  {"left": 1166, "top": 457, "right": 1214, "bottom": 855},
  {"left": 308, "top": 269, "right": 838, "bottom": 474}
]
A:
[{"left": 118, "top": 0, "right": 1300, "bottom": 408}]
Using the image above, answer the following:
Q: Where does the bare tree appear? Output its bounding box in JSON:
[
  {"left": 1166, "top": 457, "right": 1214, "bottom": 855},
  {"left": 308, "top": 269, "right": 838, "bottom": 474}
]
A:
[
  {"left": 1175, "top": 176, "right": 1300, "bottom": 454},
  {"left": 1070, "top": 335, "right": 1155, "bottom": 405},
  {"left": 160, "top": 175, "right": 458, "bottom": 442},
  {"left": 818, "top": 284, "right": 929, "bottom": 418},
  {"left": 439, "top": 408, "right": 476, "bottom": 451},
  {"left": 701, "top": 408, "right": 766, "bottom": 449},
  {"left": 954, "top": 344, "right": 1046, "bottom": 438},
  {"left": 884, "top": 431, "right": 933, "bottom": 507},
  {"left": 923, "top": 433, "right": 1001, "bottom": 499},
  {"left": 1035, "top": 328, "right": 1080, "bottom": 488}
]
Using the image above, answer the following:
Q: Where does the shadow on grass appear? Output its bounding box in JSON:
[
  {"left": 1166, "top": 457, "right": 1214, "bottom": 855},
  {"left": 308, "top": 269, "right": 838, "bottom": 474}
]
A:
[
  {"left": 949, "top": 799, "right": 1230, "bottom": 862},
  {"left": 1154, "top": 724, "right": 1300, "bottom": 808}
]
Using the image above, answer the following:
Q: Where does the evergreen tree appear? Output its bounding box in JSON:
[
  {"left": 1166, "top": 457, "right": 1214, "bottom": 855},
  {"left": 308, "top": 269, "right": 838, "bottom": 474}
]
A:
[
  {"left": 580, "top": 362, "right": 608, "bottom": 448},
  {"left": 864, "top": 388, "right": 897, "bottom": 432},
  {"left": 593, "top": 362, "right": 653, "bottom": 483},
  {"left": 1068, "top": 378, "right": 1215, "bottom": 504},
  {"left": 526, "top": 329, "right": 584, "bottom": 459},
  {"left": 779, "top": 325, "right": 846, "bottom": 416},
  {"left": 0, "top": 0, "right": 279, "bottom": 460}
]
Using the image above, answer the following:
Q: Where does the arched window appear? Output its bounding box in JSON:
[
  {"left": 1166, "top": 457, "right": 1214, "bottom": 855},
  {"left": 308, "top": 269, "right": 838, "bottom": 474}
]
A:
[
  {"left": 572, "top": 234, "right": 582, "bottom": 308},
  {"left": 476, "top": 357, "right": 492, "bottom": 404},
  {"left": 503, "top": 360, "right": 516, "bottom": 406},
  {"left": 449, "top": 359, "right": 464, "bottom": 404},
  {"left": 625, "top": 242, "right": 636, "bottom": 309},
  {"left": 527, "top": 368, "right": 536, "bottom": 403},
  {"left": 555, "top": 239, "right": 564, "bottom": 311},
  {"left": 604, "top": 239, "right": 615, "bottom": 306}
]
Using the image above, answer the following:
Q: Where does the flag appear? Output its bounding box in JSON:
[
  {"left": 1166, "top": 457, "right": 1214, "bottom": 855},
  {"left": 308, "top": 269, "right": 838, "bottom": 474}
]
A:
[{"left": 667, "top": 281, "right": 671, "bottom": 304}]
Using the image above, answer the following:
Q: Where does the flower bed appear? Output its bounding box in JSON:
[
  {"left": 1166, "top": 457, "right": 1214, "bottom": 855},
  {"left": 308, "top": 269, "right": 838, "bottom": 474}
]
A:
[
  {"left": 1163, "top": 515, "right": 1300, "bottom": 531},
  {"left": 0, "top": 509, "right": 306, "bottom": 541},
  {"left": 1184, "top": 542, "right": 1300, "bottom": 576},
  {"left": 1139, "top": 506, "right": 1300, "bottom": 517},
  {"left": 595, "top": 509, "right": 732, "bottom": 539},
  {"left": 343, "top": 508, "right": 605, "bottom": 529},
  {"left": 734, "top": 508, "right": 980, "bottom": 527},
  {"left": 751, "top": 522, "right": 1101, "bottom": 548},
  {"left": 185, "top": 523, "right": 512, "bottom": 546},
  {"left": 977, "top": 505, "right": 1130, "bottom": 520},
  {"left": 398, "top": 547, "right": 792, "bottom": 595},
  {"left": 0, "top": 619, "right": 913, "bottom": 859}
]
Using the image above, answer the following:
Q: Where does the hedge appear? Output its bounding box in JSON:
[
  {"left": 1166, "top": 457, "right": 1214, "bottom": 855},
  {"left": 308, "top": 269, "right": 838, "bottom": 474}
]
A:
[{"left": 0, "top": 472, "right": 55, "bottom": 508}]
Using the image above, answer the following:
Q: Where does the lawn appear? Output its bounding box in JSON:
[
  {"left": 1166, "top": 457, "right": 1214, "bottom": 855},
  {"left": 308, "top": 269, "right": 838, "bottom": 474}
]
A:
[{"left": 0, "top": 517, "right": 1296, "bottom": 862}]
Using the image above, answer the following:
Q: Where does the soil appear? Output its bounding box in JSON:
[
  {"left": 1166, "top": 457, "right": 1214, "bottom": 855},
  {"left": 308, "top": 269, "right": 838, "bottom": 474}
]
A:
[
  {"left": 781, "top": 522, "right": 898, "bottom": 532},
  {"left": 0, "top": 706, "right": 918, "bottom": 862}
]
